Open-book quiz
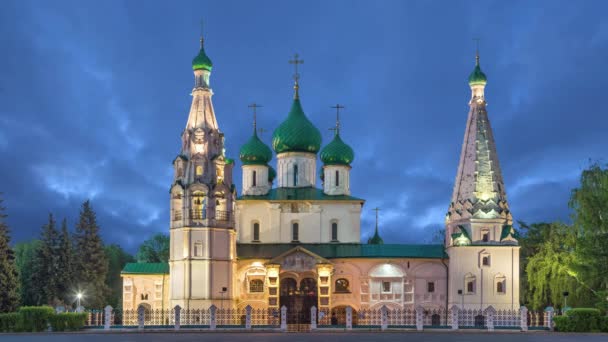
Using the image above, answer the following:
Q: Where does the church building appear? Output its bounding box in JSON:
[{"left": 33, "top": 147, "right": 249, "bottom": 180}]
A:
[{"left": 121, "top": 34, "right": 520, "bottom": 317}]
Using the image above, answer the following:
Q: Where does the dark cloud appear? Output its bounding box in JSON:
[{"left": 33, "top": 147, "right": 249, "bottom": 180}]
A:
[{"left": 1, "top": 0, "right": 606, "bottom": 252}]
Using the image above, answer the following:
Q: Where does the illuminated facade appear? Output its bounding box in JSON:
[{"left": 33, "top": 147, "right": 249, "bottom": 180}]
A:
[{"left": 121, "top": 36, "right": 519, "bottom": 316}]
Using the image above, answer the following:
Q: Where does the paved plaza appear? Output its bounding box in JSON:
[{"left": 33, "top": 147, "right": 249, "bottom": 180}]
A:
[{"left": 0, "top": 332, "right": 606, "bottom": 342}]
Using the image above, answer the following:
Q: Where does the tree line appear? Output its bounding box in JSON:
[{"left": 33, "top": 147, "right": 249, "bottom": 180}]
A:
[
  {"left": 0, "top": 198, "right": 169, "bottom": 312},
  {"left": 519, "top": 163, "right": 608, "bottom": 312}
]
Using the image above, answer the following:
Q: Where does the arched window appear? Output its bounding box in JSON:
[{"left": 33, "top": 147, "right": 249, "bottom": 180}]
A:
[
  {"left": 465, "top": 274, "right": 476, "bottom": 294},
  {"left": 293, "top": 164, "right": 298, "bottom": 186},
  {"left": 292, "top": 222, "right": 299, "bottom": 242},
  {"left": 253, "top": 222, "right": 260, "bottom": 242},
  {"left": 331, "top": 222, "right": 338, "bottom": 241},
  {"left": 252, "top": 170, "right": 257, "bottom": 187},
  {"left": 335, "top": 170, "right": 340, "bottom": 187},
  {"left": 335, "top": 278, "right": 350, "bottom": 293},
  {"left": 495, "top": 275, "right": 506, "bottom": 294},
  {"left": 249, "top": 279, "right": 264, "bottom": 293}
]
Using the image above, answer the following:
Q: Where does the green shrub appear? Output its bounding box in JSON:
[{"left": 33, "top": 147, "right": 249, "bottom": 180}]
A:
[
  {"left": 18, "top": 306, "right": 55, "bottom": 332},
  {"left": 65, "top": 313, "right": 87, "bottom": 331},
  {"left": 554, "top": 308, "right": 602, "bottom": 332},
  {"left": 600, "top": 316, "right": 608, "bottom": 333},
  {"left": 0, "top": 313, "right": 23, "bottom": 332},
  {"left": 48, "top": 312, "right": 88, "bottom": 332}
]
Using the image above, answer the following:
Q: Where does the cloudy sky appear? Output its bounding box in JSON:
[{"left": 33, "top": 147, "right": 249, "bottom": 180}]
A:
[{"left": 1, "top": 0, "right": 607, "bottom": 252}]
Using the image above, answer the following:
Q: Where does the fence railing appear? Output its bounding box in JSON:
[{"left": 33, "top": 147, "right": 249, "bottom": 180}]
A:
[{"left": 84, "top": 304, "right": 553, "bottom": 332}]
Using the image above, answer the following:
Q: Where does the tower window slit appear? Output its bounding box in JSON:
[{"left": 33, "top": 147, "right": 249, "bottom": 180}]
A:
[
  {"left": 292, "top": 223, "right": 299, "bottom": 242},
  {"left": 335, "top": 170, "right": 340, "bottom": 186},
  {"left": 253, "top": 222, "right": 260, "bottom": 242},
  {"left": 252, "top": 170, "right": 257, "bottom": 187}
]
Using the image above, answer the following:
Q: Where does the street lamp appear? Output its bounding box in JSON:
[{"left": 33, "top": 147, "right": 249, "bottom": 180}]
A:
[
  {"left": 76, "top": 292, "right": 83, "bottom": 312},
  {"left": 562, "top": 291, "right": 569, "bottom": 312}
]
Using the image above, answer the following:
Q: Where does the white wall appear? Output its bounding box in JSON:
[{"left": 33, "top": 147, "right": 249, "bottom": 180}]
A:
[{"left": 236, "top": 201, "right": 362, "bottom": 243}]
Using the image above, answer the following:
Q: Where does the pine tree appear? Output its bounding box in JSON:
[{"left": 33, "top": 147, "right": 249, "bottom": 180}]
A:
[
  {"left": 31, "top": 213, "right": 61, "bottom": 305},
  {"left": 56, "top": 219, "right": 74, "bottom": 305},
  {"left": 0, "top": 195, "right": 21, "bottom": 312},
  {"left": 73, "top": 200, "right": 109, "bottom": 308}
]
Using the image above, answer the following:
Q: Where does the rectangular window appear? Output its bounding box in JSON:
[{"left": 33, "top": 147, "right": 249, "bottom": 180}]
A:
[
  {"left": 253, "top": 222, "right": 260, "bottom": 242},
  {"left": 331, "top": 222, "right": 338, "bottom": 241},
  {"left": 382, "top": 281, "right": 391, "bottom": 293},
  {"left": 292, "top": 223, "right": 299, "bottom": 241},
  {"left": 482, "top": 232, "right": 489, "bottom": 242},
  {"left": 194, "top": 242, "right": 203, "bottom": 257},
  {"left": 335, "top": 170, "right": 340, "bottom": 187},
  {"left": 252, "top": 170, "right": 257, "bottom": 187},
  {"left": 482, "top": 256, "right": 490, "bottom": 266},
  {"left": 496, "top": 282, "right": 505, "bottom": 293},
  {"left": 467, "top": 281, "right": 474, "bottom": 293},
  {"left": 427, "top": 282, "right": 435, "bottom": 293}
]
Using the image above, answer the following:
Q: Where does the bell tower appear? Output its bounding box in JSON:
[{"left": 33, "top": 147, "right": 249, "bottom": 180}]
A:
[
  {"left": 445, "top": 50, "right": 519, "bottom": 310},
  {"left": 169, "top": 34, "right": 237, "bottom": 309}
]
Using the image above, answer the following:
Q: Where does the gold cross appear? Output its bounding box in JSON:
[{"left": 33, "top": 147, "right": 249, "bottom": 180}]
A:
[
  {"left": 248, "top": 103, "right": 263, "bottom": 131},
  {"left": 330, "top": 104, "right": 345, "bottom": 133},
  {"left": 473, "top": 38, "right": 481, "bottom": 64},
  {"left": 289, "top": 53, "right": 304, "bottom": 99},
  {"left": 373, "top": 207, "right": 381, "bottom": 230},
  {"left": 258, "top": 128, "right": 267, "bottom": 136}
]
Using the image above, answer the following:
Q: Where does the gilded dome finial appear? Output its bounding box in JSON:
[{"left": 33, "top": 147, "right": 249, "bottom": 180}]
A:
[
  {"left": 473, "top": 37, "right": 480, "bottom": 66},
  {"left": 288, "top": 53, "right": 304, "bottom": 99},
  {"left": 368, "top": 207, "right": 384, "bottom": 245},
  {"left": 248, "top": 103, "right": 263, "bottom": 134},
  {"left": 330, "top": 104, "right": 344, "bottom": 135}
]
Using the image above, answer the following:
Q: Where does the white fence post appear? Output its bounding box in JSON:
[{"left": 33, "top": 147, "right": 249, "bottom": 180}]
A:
[
  {"left": 310, "top": 306, "right": 317, "bottom": 330},
  {"left": 245, "top": 305, "right": 252, "bottom": 330},
  {"left": 346, "top": 306, "right": 352, "bottom": 330},
  {"left": 485, "top": 306, "right": 495, "bottom": 332},
  {"left": 210, "top": 305, "right": 217, "bottom": 330},
  {"left": 280, "top": 306, "right": 287, "bottom": 331},
  {"left": 381, "top": 305, "right": 388, "bottom": 331},
  {"left": 544, "top": 306, "right": 554, "bottom": 331},
  {"left": 450, "top": 305, "right": 459, "bottom": 330},
  {"left": 415, "top": 305, "right": 424, "bottom": 331},
  {"left": 174, "top": 305, "right": 181, "bottom": 331},
  {"left": 137, "top": 305, "right": 145, "bottom": 331},
  {"left": 520, "top": 306, "right": 528, "bottom": 332},
  {"left": 104, "top": 305, "right": 112, "bottom": 331}
]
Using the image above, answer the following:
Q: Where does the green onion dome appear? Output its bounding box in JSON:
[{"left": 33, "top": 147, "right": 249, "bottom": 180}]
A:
[
  {"left": 320, "top": 133, "right": 354, "bottom": 166},
  {"left": 239, "top": 131, "right": 273, "bottom": 165},
  {"left": 225, "top": 157, "right": 234, "bottom": 165},
  {"left": 468, "top": 57, "right": 487, "bottom": 86},
  {"left": 367, "top": 228, "right": 384, "bottom": 245},
  {"left": 192, "top": 40, "right": 213, "bottom": 71},
  {"left": 268, "top": 165, "right": 276, "bottom": 182},
  {"left": 272, "top": 99, "right": 322, "bottom": 154}
]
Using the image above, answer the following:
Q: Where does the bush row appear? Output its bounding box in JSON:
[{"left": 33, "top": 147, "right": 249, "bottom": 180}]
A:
[
  {"left": 0, "top": 306, "right": 87, "bottom": 332},
  {"left": 553, "top": 308, "right": 608, "bottom": 332}
]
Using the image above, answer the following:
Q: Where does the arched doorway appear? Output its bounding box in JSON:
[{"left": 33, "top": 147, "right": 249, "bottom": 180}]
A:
[{"left": 279, "top": 277, "right": 318, "bottom": 324}]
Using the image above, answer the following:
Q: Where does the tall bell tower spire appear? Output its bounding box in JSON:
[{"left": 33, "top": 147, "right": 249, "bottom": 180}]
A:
[
  {"left": 169, "top": 33, "right": 236, "bottom": 310},
  {"left": 445, "top": 48, "right": 519, "bottom": 311}
]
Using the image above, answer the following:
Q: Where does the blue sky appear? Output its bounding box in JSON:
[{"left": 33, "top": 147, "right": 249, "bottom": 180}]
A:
[{"left": 1, "top": 0, "right": 607, "bottom": 252}]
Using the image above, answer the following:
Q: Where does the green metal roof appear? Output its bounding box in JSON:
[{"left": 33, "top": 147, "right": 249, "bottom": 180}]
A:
[
  {"left": 192, "top": 40, "right": 213, "bottom": 71},
  {"left": 121, "top": 263, "right": 169, "bottom": 275},
  {"left": 237, "top": 243, "right": 447, "bottom": 259},
  {"left": 320, "top": 132, "right": 354, "bottom": 166},
  {"left": 468, "top": 57, "right": 487, "bottom": 86},
  {"left": 239, "top": 130, "right": 273, "bottom": 165},
  {"left": 500, "top": 224, "right": 518, "bottom": 241},
  {"left": 238, "top": 187, "right": 363, "bottom": 202},
  {"left": 272, "top": 99, "right": 322, "bottom": 154}
]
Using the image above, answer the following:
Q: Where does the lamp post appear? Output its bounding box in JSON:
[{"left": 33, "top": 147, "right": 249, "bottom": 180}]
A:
[
  {"left": 76, "top": 293, "right": 83, "bottom": 312},
  {"left": 562, "top": 291, "right": 569, "bottom": 312},
  {"left": 458, "top": 289, "right": 463, "bottom": 308}
]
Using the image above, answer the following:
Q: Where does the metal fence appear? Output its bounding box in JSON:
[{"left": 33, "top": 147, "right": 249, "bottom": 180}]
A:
[{"left": 84, "top": 305, "right": 551, "bottom": 332}]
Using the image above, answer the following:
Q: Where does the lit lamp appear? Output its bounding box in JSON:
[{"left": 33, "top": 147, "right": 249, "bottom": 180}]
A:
[{"left": 76, "top": 293, "right": 83, "bottom": 312}]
